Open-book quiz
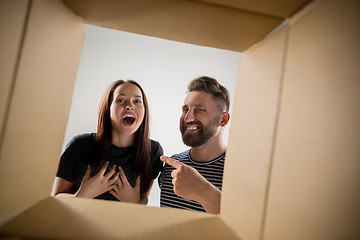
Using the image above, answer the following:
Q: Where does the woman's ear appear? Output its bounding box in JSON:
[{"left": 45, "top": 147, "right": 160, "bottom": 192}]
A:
[{"left": 220, "top": 112, "right": 230, "bottom": 127}]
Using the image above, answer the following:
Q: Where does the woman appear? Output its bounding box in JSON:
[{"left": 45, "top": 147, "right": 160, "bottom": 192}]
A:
[{"left": 52, "top": 80, "right": 163, "bottom": 204}]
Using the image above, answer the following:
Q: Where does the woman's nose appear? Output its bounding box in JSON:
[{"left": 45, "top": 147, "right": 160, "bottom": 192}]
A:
[{"left": 126, "top": 105, "right": 134, "bottom": 111}]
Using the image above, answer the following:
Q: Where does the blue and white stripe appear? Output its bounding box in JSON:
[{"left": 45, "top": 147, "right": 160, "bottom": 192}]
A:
[{"left": 159, "top": 149, "right": 225, "bottom": 212}]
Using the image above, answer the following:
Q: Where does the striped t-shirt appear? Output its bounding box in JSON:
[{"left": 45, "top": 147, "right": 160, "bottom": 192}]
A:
[{"left": 159, "top": 149, "right": 225, "bottom": 212}]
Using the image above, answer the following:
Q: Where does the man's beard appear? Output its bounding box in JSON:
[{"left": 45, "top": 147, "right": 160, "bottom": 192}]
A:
[{"left": 180, "top": 116, "right": 220, "bottom": 147}]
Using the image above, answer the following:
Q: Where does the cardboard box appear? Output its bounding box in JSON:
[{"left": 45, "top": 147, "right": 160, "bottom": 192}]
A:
[{"left": 0, "top": 0, "right": 359, "bottom": 239}]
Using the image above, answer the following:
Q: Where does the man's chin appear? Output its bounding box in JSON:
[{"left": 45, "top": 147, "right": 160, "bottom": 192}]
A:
[{"left": 182, "top": 136, "right": 202, "bottom": 148}]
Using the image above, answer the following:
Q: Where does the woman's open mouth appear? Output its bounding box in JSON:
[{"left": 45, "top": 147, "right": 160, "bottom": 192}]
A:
[{"left": 122, "top": 114, "right": 135, "bottom": 125}]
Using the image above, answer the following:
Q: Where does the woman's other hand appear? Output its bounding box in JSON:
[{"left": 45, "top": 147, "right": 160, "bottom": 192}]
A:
[
  {"left": 75, "top": 162, "right": 118, "bottom": 198},
  {"left": 110, "top": 167, "right": 141, "bottom": 203}
]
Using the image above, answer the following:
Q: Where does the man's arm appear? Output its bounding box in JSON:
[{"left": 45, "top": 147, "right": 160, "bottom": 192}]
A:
[
  {"left": 194, "top": 179, "right": 221, "bottom": 214},
  {"left": 160, "top": 156, "right": 221, "bottom": 214}
]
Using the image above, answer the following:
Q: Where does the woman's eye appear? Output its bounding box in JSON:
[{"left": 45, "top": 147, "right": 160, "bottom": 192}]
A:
[
  {"left": 117, "top": 99, "right": 125, "bottom": 103},
  {"left": 134, "top": 99, "right": 142, "bottom": 104}
]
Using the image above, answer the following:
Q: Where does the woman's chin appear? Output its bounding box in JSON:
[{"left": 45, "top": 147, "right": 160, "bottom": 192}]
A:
[{"left": 121, "top": 124, "right": 139, "bottom": 135}]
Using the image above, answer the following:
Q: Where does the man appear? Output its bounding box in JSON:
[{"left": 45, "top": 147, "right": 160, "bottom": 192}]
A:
[{"left": 159, "top": 76, "right": 230, "bottom": 214}]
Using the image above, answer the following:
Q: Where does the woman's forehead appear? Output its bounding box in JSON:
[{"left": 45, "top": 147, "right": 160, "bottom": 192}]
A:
[{"left": 114, "top": 83, "right": 142, "bottom": 97}]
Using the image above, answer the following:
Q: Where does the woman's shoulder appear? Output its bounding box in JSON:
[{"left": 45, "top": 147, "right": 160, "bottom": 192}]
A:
[
  {"left": 150, "top": 139, "right": 164, "bottom": 157},
  {"left": 149, "top": 139, "right": 164, "bottom": 176},
  {"left": 65, "top": 133, "right": 97, "bottom": 149},
  {"left": 150, "top": 139, "right": 163, "bottom": 150},
  {"left": 150, "top": 139, "right": 161, "bottom": 147}
]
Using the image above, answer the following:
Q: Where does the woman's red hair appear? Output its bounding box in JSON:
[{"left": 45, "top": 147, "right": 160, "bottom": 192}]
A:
[{"left": 96, "top": 80, "right": 151, "bottom": 193}]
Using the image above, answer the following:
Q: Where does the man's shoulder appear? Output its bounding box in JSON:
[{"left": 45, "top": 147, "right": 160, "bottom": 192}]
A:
[{"left": 170, "top": 149, "right": 190, "bottom": 161}]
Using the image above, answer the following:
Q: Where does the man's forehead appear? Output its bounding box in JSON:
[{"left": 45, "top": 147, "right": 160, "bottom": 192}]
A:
[{"left": 183, "top": 91, "right": 215, "bottom": 107}]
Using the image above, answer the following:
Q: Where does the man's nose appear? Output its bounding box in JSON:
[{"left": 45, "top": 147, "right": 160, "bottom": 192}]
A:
[{"left": 184, "top": 110, "right": 195, "bottom": 122}]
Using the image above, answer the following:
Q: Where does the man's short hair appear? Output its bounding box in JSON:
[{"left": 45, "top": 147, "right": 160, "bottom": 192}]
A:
[{"left": 188, "top": 76, "right": 230, "bottom": 112}]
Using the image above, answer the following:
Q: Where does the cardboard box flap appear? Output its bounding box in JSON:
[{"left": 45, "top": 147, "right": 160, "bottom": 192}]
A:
[
  {"left": 195, "top": 0, "right": 311, "bottom": 18},
  {"left": 64, "top": 0, "right": 284, "bottom": 52},
  {"left": 264, "top": 0, "right": 360, "bottom": 238},
  {"left": 221, "top": 25, "right": 288, "bottom": 240},
  {"left": 0, "top": 0, "right": 84, "bottom": 225},
  {"left": 1, "top": 0, "right": 360, "bottom": 239},
  {"left": 0, "top": 197, "right": 237, "bottom": 239},
  {"left": 0, "top": 0, "right": 30, "bottom": 148}
]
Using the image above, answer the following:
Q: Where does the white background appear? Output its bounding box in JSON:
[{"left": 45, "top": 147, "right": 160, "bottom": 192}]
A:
[{"left": 62, "top": 24, "right": 241, "bottom": 207}]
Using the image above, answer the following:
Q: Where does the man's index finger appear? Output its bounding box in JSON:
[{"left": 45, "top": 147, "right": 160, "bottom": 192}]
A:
[{"left": 160, "top": 156, "right": 182, "bottom": 169}]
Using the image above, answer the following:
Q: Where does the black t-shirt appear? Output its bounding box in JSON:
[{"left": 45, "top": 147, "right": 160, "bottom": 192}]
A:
[{"left": 56, "top": 133, "right": 164, "bottom": 200}]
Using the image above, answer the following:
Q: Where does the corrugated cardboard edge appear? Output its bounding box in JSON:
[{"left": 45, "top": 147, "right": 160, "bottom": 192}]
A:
[
  {"left": 0, "top": 0, "right": 31, "bottom": 152},
  {"left": 263, "top": 0, "right": 360, "bottom": 238},
  {"left": 221, "top": 24, "right": 289, "bottom": 240},
  {"left": 0, "top": 0, "right": 84, "bottom": 225},
  {"left": 0, "top": 197, "right": 237, "bottom": 240},
  {"left": 64, "top": 0, "right": 284, "bottom": 52},
  {"left": 195, "top": 0, "right": 312, "bottom": 18}
]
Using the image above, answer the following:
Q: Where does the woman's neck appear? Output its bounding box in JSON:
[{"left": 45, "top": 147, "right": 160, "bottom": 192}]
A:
[{"left": 111, "top": 131, "right": 135, "bottom": 148}]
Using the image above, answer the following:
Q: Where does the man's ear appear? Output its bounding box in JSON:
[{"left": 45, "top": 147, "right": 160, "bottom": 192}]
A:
[{"left": 220, "top": 112, "right": 230, "bottom": 127}]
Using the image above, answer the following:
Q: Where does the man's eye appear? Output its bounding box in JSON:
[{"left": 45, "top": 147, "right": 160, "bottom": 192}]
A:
[{"left": 195, "top": 108, "right": 205, "bottom": 112}]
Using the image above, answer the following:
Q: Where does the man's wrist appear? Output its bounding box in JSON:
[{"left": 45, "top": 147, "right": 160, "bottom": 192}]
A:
[{"left": 197, "top": 183, "right": 221, "bottom": 214}]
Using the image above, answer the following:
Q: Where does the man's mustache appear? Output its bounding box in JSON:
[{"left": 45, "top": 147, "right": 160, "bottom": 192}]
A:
[{"left": 182, "top": 121, "right": 202, "bottom": 128}]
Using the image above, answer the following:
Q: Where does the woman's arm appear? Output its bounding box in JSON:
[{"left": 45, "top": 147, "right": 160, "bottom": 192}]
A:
[
  {"left": 52, "top": 163, "right": 118, "bottom": 199},
  {"left": 142, "top": 180, "right": 153, "bottom": 198},
  {"left": 51, "top": 177, "right": 76, "bottom": 197},
  {"left": 139, "top": 180, "right": 154, "bottom": 205}
]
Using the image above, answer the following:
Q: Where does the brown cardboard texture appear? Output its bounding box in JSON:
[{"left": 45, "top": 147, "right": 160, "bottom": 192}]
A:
[
  {"left": 263, "top": 0, "right": 360, "bottom": 238},
  {"left": 0, "top": 0, "right": 84, "bottom": 225},
  {"left": 195, "top": 0, "right": 311, "bottom": 18},
  {"left": 1, "top": 0, "right": 359, "bottom": 239},
  {"left": 63, "top": 0, "right": 284, "bottom": 52},
  {"left": 0, "top": 0, "right": 30, "bottom": 146},
  {"left": 222, "top": 25, "right": 289, "bottom": 240}
]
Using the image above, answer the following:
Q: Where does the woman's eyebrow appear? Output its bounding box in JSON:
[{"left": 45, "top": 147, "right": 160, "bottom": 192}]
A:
[{"left": 116, "top": 93, "right": 142, "bottom": 98}]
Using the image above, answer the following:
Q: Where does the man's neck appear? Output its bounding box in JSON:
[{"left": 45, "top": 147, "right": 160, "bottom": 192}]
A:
[{"left": 189, "top": 135, "right": 226, "bottom": 162}]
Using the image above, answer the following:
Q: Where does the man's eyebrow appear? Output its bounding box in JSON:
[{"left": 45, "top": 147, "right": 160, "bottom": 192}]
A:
[
  {"left": 194, "top": 104, "right": 206, "bottom": 107},
  {"left": 182, "top": 104, "right": 206, "bottom": 108}
]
